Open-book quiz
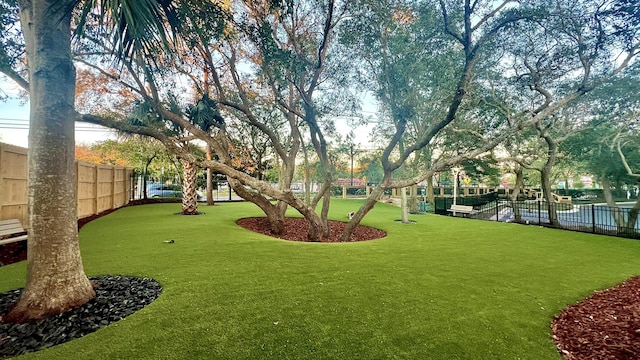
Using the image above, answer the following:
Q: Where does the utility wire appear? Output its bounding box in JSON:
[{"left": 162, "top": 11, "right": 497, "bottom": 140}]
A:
[{"left": 0, "top": 117, "right": 114, "bottom": 132}]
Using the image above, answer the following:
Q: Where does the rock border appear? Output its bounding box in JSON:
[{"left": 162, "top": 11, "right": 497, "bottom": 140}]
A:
[{"left": 0, "top": 275, "right": 162, "bottom": 359}]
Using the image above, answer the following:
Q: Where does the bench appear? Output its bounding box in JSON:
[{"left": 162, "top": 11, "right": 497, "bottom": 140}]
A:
[
  {"left": 447, "top": 204, "right": 475, "bottom": 217},
  {"left": 0, "top": 219, "right": 28, "bottom": 246},
  {"left": 552, "top": 194, "right": 572, "bottom": 204}
]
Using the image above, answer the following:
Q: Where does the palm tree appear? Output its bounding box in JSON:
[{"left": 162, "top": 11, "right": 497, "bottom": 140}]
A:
[
  {"left": 185, "top": 94, "right": 225, "bottom": 211},
  {"left": 5, "top": 0, "right": 184, "bottom": 322}
]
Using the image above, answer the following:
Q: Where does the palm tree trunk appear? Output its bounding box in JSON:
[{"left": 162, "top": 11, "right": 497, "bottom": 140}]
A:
[
  {"left": 206, "top": 144, "right": 214, "bottom": 206},
  {"left": 7, "top": 0, "right": 95, "bottom": 323},
  {"left": 401, "top": 187, "right": 409, "bottom": 223},
  {"left": 181, "top": 160, "right": 199, "bottom": 215}
]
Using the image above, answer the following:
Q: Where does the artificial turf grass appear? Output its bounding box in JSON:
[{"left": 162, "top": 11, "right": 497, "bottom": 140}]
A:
[{"left": 1, "top": 200, "right": 639, "bottom": 359}]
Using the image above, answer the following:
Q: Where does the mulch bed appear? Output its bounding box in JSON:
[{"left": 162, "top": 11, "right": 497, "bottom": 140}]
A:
[
  {"left": 0, "top": 275, "right": 162, "bottom": 359},
  {"left": 0, "top": 201, "right": 169, "bottom": 358},
  {"left": 236, "top": 217, "right": 387, "bottom": 242},
  {"left": 0, "top": 242, "right": 26, "bottom": 268},
  {"left": 552, "top": 276, "right": 640, "bottom": 359}
]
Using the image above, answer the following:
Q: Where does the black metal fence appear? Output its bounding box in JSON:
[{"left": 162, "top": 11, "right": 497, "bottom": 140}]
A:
[
  {"left": 435, "top": 197, "right": 640, "bottom": 240},
  {"left": 434, "top": 192, "right": 499, "bottom": 215}
]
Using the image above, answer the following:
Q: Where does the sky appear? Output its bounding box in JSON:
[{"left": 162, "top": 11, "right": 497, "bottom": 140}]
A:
[
  {"left": 1, "top": 72, "right": 377, "bottom": 150},
  {"left": 0, "top": 96, "right": 376, "bottom": 150},
  {"left": 0, "top": 98, "right": 118, "bottom": 148}
]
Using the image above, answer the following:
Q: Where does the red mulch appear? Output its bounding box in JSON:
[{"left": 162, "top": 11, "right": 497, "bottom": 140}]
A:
[
  {"left": 236, "top": 217, "right": 386, "bottom": 242},
  {"left": 0, "top": 207, "right": 123, "bottom": 267},
  {"left": 552, "top": 276, "right": 640, "bottom": 359},
  {"left": 0, "top": 242, "right": 27, "bottom": 267},
  {"left": 0, "top": 199, "right": 179, "bottom": 267}
]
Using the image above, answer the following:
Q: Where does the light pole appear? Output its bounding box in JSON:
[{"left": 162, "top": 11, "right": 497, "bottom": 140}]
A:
[
  {"left": 350, "top": 143, "right": 354, "bottom": 186},
  {"left": 452, "top": 166, "right": 462, "bottom": 216}
]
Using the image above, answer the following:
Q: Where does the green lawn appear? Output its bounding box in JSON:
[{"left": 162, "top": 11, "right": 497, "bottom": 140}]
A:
[{"left": 1, "top": 200, "right": 639, "bottom": 359}]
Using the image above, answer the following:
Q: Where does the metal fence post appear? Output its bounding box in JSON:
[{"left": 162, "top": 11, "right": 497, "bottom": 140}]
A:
[
  {"left": 592, "top": 204, "right": 596, "bottom": 233},
  {"left": 538, "top": 201, "right": 541, "bottom": 225},
  {"left": 495, "top": 199, "right": 499, "bottom": 221}
]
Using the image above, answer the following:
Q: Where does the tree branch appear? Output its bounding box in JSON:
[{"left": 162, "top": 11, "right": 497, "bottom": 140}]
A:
[
  {"left": 0, "top": 66, "right": 29, "bottom": 91},
  {"left": 616, "top": 137, "right": 640, "bottom": 178},
  {"left": 439, "top": 1, "right": 464, "bottom": 44},
  {"left": 471, "top": 0, "right": 513, "bottom": 31}
]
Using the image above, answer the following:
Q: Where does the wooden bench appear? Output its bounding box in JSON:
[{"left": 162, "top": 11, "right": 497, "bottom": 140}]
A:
[
  {"left": 447, "top": 204, "right": 475, "bottom": 217},
  {"left": 0, "top": 219, "right": 28, "bottom": 246}
]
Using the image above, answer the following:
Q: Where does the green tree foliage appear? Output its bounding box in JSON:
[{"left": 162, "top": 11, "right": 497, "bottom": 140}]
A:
[
  {"left": 0, "top": 1, "right": 27, "bottom": 95},
  {"left": 357, "top": 153, "right": 384, "bottom": 185}
]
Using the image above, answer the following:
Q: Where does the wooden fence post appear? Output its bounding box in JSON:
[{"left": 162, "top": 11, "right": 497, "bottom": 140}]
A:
[
  {"left": 125, "top": 169, "right": 129, "bottom": 202},
  {"left": 1, "top": 144, "right": 133, "bottom": 221},
  {"left": 93, "top": 165, "right": 99, "bottom": 215},
  {"left": 0, "top": 144, "right": 4, "bottom": 220},
  {"left": 127, "top": 169, "right": 131, "bottom": 203},
  {"left": 75, "top": 161, "right": 79, "bottom": 216},
  {"left": 112, "top": 167, "right": 117, "bottom": 209}
]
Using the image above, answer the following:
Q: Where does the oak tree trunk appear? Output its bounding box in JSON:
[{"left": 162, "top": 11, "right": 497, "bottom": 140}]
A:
[
  {"left": 426, "top": 177, "right": 435, "bottom": 205},
  {"left": 6, "top": 0, "right": 95, "bottom": 323},
  {"left": 409, "top": 185, "right": 418, "bottom": 213},
  {"left": 626, "top": 201, "right": 640, "bottom": 237},
  {"left": 229, "top": 178, "right": 286, "bottom": 235},
  {"left": 538, "top": 127, "right": 559, "bottom": 226},
  {"left": 302, "top": 144, "right": 312, "bottom": 205},
  {"left": 340, "top": 185, "right": 386, "bottom": 242},
  {"left": 600, "top": 176, "right": 638, "bottom": 235},
  {"left": 511, "top": 166, "right": 525, "bottom": 222},
  {"left": 540, "top": 166, "right": 559, "bottom": 226}
]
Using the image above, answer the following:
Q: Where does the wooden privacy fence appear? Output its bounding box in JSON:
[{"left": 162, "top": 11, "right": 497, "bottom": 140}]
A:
[{"left": 0, "top": 142, "right": 133, "bottom": 227}]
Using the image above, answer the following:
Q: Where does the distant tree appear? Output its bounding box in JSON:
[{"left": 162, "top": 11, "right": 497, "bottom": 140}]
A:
[
  {"left": 75, "top": 142, "right": 131, "bottom": 166},
  {"left": 357, "top": 153, "right": 384, "bottom": 186},
  {"left": 564, "top": 71, "right": 640, "bottom": 233},
  {"left": 75, "top": 145, "right": 106, "bottom": 165}
]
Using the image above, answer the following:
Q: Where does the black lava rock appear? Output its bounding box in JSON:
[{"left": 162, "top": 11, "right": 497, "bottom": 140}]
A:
[{"left": 0, "top": 275, "right": 162, "bottom": 359}]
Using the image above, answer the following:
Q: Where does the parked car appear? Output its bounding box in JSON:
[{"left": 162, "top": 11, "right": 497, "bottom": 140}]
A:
[
  {"left": 147, "top": 183, "right": 182, "bottom": 198},
  {"left": 146, "top": 183, "right": 205, "bottom": 201},
  {"left": 574, "top": 193, "right": 598, "bottom": 201}
]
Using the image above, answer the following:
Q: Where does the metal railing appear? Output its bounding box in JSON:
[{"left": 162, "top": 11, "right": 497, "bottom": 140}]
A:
[{"left": 435, "top": 196, "right": 640, "bottom": 240}]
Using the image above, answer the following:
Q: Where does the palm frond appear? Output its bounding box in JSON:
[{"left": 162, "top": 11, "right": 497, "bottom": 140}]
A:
[
  {"left": 186, "top": 94, "right": 225, "bottom": 132},
  {"left": 74, "top": 0, "right": 181, "bottom": 61}
]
